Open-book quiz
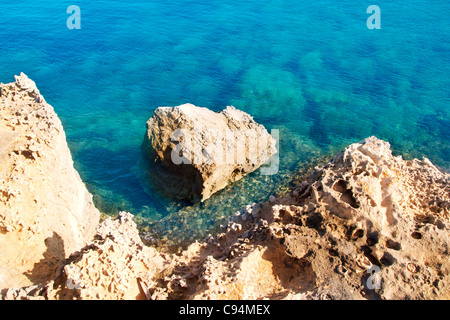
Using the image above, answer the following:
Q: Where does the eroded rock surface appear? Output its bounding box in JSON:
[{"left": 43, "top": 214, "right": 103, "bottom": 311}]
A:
[
  {"left": 142, "top": 103, "right": 277, "bottom": 202},
  {"left": 0, "top": 75, "right": 448, "bottom": 300},
  {"left": 150, "top": 137, "right": 449, "bottom": 300},
  {"left": 13, "top": 137, "right": 448, "bottom": 300},
  {"left": 0, "top": 74, "right": 100, "bottom": 288}
]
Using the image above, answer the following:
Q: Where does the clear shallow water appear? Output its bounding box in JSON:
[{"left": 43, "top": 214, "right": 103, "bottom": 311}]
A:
[{"left": 1, "top": 1, "right": 449, "bottom": 248}]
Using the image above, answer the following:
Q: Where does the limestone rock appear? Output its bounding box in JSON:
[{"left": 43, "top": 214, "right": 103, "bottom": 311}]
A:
[
  {"left": 151, "top": 137, "right": 450, "bottom": 300},
  {"left": 2, "top": 81, "right": 448, "bottom": 302},
  {"left": 46, "top": 212, "right": 168, "bottom": 300},
  {"left": 0, "top": 73, "right": 100, "bottom": 289},
  {"left": 24, "top": 136, "right": 448, "bottom": 300},
  {"left": 142, "top": 103, "right": 277, "bottom": 202}
]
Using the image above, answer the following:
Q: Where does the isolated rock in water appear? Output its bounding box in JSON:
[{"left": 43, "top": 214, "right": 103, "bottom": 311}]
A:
[
  {"left": 143, "top": 103, "right": 277, "bottom": 202},
  {"left": 0, "top": 73, "right": 100, "bottom": 289}
]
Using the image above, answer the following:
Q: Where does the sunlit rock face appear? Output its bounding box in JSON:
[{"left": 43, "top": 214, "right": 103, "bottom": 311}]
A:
[
  {"left": 3, "top": 136, "right": 449, "bottom": 300},
  {"left": 0, "top": 73, "right": 100, "bottom": 289},
  {"left": 143, "top": 103, "right": 277, "bottom": 202}
]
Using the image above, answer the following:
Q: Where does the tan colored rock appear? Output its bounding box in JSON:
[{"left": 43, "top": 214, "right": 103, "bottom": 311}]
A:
[
  {"left": 0, "top": 73, "right": 100, "bottom": 289},
  {"left": 150, "top": 137, "right": 450, "bottom": 300},
  {"left": 47, "top": 212, "right": 168, "bottom": 300},
  {"left": 14, "top": 136, "right": 447, "bottom": 301},
  {"left": 143, "top": 103, "right": 277, "bottom": 202},
  {"left": 1, "top": 88, "right": 448, "bottom": 302}
]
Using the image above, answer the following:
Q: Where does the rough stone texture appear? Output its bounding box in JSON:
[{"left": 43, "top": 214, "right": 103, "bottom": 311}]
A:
[
  {"left": 143, "top": 103, "right": 277, "bottom": 202},
  {"left": 45, "top": 212, "right": 168, "bottom": 300},
  {"left": 150, "top": 136, "right": 449, "bottom": 300},
  {"left": 0, "top": 79, "right": 448, "bottom": 301},
  {"left": 0, "top": 73, "right": 100, "bottom": 289},
  {"left": 8, "top": 136, "right": 447, "bottom": 300}
]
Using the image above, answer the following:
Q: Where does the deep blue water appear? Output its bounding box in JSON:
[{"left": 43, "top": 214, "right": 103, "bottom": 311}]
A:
[{"left": 1, "top": 1, "right": 449, "bottom": 246}]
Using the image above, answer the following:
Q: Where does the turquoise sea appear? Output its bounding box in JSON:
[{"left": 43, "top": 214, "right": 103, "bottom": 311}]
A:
[{"left": 1, "top": 1, "right": 449, "bottom": 248}]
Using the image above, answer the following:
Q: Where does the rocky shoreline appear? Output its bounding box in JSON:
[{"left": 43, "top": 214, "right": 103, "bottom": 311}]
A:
[{"left": 1, "top": 74, "right": 449, "bottom": 300}]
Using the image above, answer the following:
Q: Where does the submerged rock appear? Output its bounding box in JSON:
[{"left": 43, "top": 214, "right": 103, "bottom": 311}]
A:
[{"left": 142, "top": 103, "right": 277, "bottom": 202}]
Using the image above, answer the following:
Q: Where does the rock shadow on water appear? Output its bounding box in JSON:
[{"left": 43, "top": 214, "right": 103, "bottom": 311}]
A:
[
  {"left": 77, "top": 146, "right": 167, "bottom": 218},
  {"left": 139, "top": 143, "right": 204, "bottom": 204},
  {"left": 139, "top": 158, "right": 284, "bottom": 251}
]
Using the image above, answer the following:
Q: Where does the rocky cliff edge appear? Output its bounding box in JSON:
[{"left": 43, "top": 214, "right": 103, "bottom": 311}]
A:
[{"left": 1, "top": 75, "right": 449, "bottom": 300}]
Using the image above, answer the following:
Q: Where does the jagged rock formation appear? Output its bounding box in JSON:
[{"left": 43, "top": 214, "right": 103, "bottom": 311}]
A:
[
  {"left": 47, "top": 212, "right": 168, "bottom": 300},
  {"left": 148, "top": 137, "right": 449, "bottom": 300},
  {"left": 0, "top": 74, "right": 100, "bottom": 289},
  {"left": 11, "top": 136, "right": 447, "bottom": 300},
  {"left": 142, "top": 103, "right": 277, "bottom": 202},
  {"left": 0, "top": 74, "right": 448, "bottom": 300}
]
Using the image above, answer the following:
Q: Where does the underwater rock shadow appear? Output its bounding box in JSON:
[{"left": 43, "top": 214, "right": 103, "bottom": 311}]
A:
[{"left": 75, "top": 145, "right": 168, "bottom": 216}]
